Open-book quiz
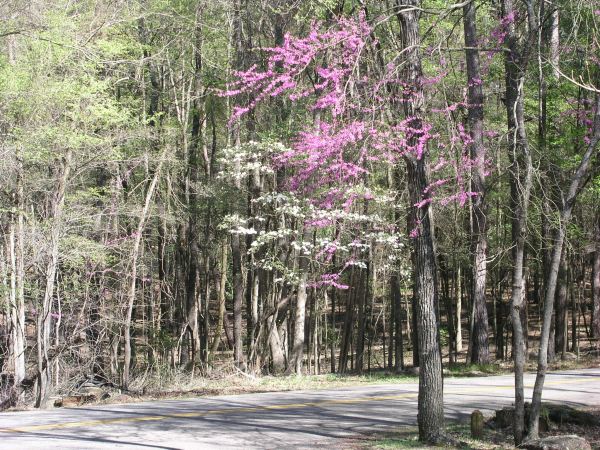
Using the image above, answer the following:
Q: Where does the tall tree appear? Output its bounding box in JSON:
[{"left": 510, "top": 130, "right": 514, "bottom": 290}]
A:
[
  {"left": 501, "top": 0, "right": 537, "bottom": 442},
  {"left": 231, "top": 0, "right": 247, "bottom": 369},
  {"left": 289, "top": 229, "right": 311, "bottom": 374},
  {"left": 463, "top": 0, "right": 490, "bottom": 365},
  {"left": 36, "top": 151, "right": 71, "bottom": 407},
  {"left": 395, "top": 0, "right": 444, "bottom": 442},
  {"left": 527, "top": 93, "right": 600, "bottom": 439},
  {"left": 593, "top": 214, "right": 600, "bottom": 340}
]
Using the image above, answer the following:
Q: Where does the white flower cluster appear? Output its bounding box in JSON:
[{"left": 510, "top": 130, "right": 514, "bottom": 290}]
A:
[
  {"left": 248, "top": 228, "right": 293, "bottom": 254},
  {"left": 217, "top": 141, "right": 289, "bottom": 182},
  {"left": 290, "top": 239, "right": 313, "bottom": 255}
]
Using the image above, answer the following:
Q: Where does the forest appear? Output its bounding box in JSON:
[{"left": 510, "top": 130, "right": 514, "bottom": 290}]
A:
[{"left": 1, "top": 0, "right": 599, "bottom": 445}]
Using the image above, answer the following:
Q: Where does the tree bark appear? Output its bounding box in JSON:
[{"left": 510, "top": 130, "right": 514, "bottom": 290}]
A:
[
  {"left": 592, "top": 214, "right": 600, "bottom": 341},
  {"left": 8, "top": 165, "right": 26, "bottom": 396},
  {"left": 463, "top": 0, "right": 490, "bottom": 365},
  {"left": 339, "top": 268, "right": 356, "bottom": 373},
  {"left": 396, "top": 0, "right": 444, "bottom": 442},
  {"left": 527, "top": 94, "right": 600, "bottom": 440},
  {"left": 549, "top": 7, "right": 560, "bottom": 80},
  {"left": 268, "top": 308, "right": 286, "bottom": 374},
  {"left": 183, "top": 1, "right": 205, "bottom": 370},
  {"left": 391, "top": 274, "right": 404, "bottom": 371},
  {"left": 554, "top": 252, "right": 568, "bottom": 358},
  {"left": 356, "top": 266, "right": 367, "bottom": 373},
  {"left": 36, "top": 151, "right": 71, "bottom": 408},
  {"left": 211, "top": 239, "right": 228, "bottom": 356},
  {"left": 230, "top": 0, "right": 248, "bottom": 370},
  {"left": 289, "top": 229, "right": 311, "bottom": 375},
  {"left": 122, "top": 147, "right": 168, "bottom": 390},
  {"left": 456, "top": 264, "right": 463, "bottom": 354},
  {"left": 501, "top": 0, "right": 537, "bottom": 442},
  {"left": 231, "top": 231, "right": 245, "bottom": 367}
]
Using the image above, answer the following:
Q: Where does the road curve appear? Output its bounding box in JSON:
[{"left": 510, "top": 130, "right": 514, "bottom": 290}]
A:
[{"left": 1, "top": 368, "right": 599, "bottom": 449}]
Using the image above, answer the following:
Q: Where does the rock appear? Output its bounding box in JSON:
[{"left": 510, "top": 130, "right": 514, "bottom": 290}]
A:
[
  {"left": 495, "top": 407, "right": 514, "bottom": 429},
  {"left": 79, "top": 386, "right": 105, "bottom": 397},
  {"left": 494, "top": 404, "right": 550, "bottom": 432},
  {"left": 471, "top": 410, "right": 484, "bottom": 438},
  {"left": 81, "top": 393, "right": 97, "bottom": 403},
  {"left": 520, "top": 435, "right": 591, "bottom": 450},
  {"left": 56, "top": 396, "right": 79, "bottom": 407},
  {"left": 54, "top": 394, "right": 97, "bottom": 408}
]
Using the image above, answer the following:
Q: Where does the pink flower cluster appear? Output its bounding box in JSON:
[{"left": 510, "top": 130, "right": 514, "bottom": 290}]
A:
[
  {"left": 561, "top": 98, "right": 598, "bottom": 145},
  {"left": 222, "top": 12, "right": 371, "bottom": 123},
  {"left": 311, "top": 273, "right": 349, "bottom": 290},
  {"left": 225, "top": 13, "right": 490, "bottom": 241}
]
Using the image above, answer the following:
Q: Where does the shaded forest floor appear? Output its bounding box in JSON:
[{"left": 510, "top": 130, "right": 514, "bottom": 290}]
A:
[{"left": 355, "top": 406, "right": 600, "bottom": 449}]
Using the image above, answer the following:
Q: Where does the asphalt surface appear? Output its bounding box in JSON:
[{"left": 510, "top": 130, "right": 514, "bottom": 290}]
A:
[{"left": 0, "top": 368, "right": 599, "bottom": 449}]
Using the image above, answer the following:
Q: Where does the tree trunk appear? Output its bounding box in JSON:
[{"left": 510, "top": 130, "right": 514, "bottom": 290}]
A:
[
  {"left": 211, "top": 240, "right": 228, "bottom": 356},
  {"left": 570, "top": 265, "right": 578, "bottom": 353},
  {"left": 592, "top": 214, "right": 600, "bottom": 341},
  {"left": 527, "top": 94, "right": 600, "bottom": 440},
  {"left": 36, "top": 151, "right": 71, "bottom": 408},
  {"left": 396, "top": 0, "right": 444, "bottom": 442},
  {"left": 555, "top": 252, "right": 568, "bottom": 358},
  {"left": 8, "top": 165, "right": 26, "bottom": 397},
  {"left": 268, "top": 310, "right": 286, "bottom": 374},
  {"left": 391, "top": 274, "right": 404, "bottom": 371},
  {"left": 463, "top": 0, "right": 490, "bottom": 365},
  {"left": 231, "top": 232, "right": 245, "bottom": 368},
  {"left": 122, "top": 147, "right": 168, "bottom": 390},
  {"left": 339, "top": 268, "right": 356, "bottom": 373},
  {"left": 289, "top": 229, "right": 311, "bottom": 375},
  {"left": 183, "top": 2, "right": 205, "bottom": 370},
  {"left": 456, "top": 264, "right": 463, "bottom": 353},
  {"left": 356, "top": 266, "right": 367, "bottom": 373},
  {"left": 6, "top": 30, "right": 37, "bottom": 398},
  {"left": 549, "top": 8, "right": 560, "bottom": 80},
  {"left": 441, "top": 262, "right": 455, "bottom": 364},
  {"left": 230, "top": 0, "right": 248, "bottom": 371},
  {"left": 501, "top": 0, "right": 536, "bottom": 442},
  {"left": 331, "top": 285, "right": 337, "bottom": 373}
]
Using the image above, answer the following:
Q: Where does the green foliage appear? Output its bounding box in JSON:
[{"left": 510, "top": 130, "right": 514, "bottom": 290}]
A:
[
  {"left": 445, "top": 363, "right": 505, "bottom": 377},
  {"left": 60, "top": 235, "right": 109, "bottom": 268},
  {"left": 1, "top": 0, "right": 599, "bottom": 415}
]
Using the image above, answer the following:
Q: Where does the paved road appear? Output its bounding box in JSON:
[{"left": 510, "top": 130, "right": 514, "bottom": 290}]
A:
[{"left": 1, "top": 368, "right": 599, "bottom": 449}]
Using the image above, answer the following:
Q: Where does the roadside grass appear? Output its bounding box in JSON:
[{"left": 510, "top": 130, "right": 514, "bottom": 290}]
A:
[
  {"left": 120, "top": 368, "right": 419, "bottom": 402},
  {"left": 50, "top": 353, "right": 598, "bottom": 407},
  {"left": 444, "top": 363, "right": 506, "bottom": 377},
  {"left": 257, "top": 371, "right": 417, "bottom": 389},
  {"left": 125, "top": 360, "right": 516, "bottom": 401},
  {"left": 109, "top": 353, "right": 599, "bottom": 403},
  {"left": 444, "top": 353, "right": 599, "bottom": 379},
  {"left": 367, "top": 405, "right": 600, "bottom": 449},
  {"left": 368, "top": 423, "right": 513, "bottom": 450}
]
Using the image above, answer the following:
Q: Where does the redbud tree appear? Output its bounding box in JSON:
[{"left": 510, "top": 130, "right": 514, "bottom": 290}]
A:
[{"left": 222, "top": 11, "right": 489, "bottom": 289}]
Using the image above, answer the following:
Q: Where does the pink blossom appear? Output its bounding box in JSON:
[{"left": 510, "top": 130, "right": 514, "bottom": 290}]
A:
[{"left": 224, "top": 12, "right": 490, "bottom": 240}]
